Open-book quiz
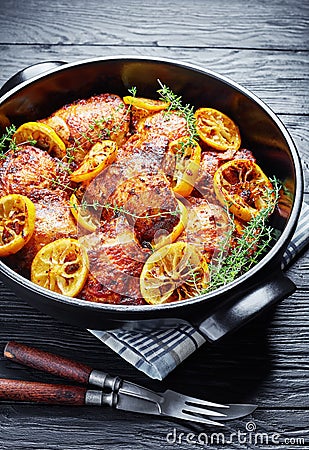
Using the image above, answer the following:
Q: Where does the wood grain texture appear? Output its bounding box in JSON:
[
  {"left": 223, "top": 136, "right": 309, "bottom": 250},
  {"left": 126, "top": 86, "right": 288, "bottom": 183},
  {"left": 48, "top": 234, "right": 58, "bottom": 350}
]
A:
[
  {"left": 0, "top": 45, "right": 308, "bottom": 115},
  {"left": 1, "top": 0, "right": 308, "bottom": 50},
  {"left": 3, "top": 341, "right": 92, "bottom": 384},
  {"left": 0, "top": 379, "right": 86, "bottom": 405},
  {"left": 0, "top": 407, "right": 308, "bottom": 449},
  {"left": 0, "top": 0, "right": 308, "bottom": 448}
]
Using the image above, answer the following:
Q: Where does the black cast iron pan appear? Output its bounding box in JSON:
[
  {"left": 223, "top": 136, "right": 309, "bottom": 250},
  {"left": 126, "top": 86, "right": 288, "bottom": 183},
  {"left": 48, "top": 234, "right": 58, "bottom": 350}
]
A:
[{"left": 0, "top": 57, "right": 303, "bottom": 340}]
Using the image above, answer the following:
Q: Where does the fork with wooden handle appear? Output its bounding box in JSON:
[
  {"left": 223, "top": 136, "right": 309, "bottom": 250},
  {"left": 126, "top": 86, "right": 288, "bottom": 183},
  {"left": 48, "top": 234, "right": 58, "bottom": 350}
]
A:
[{"left": 1, "top": 341, "right": 257, "bottom": 426}]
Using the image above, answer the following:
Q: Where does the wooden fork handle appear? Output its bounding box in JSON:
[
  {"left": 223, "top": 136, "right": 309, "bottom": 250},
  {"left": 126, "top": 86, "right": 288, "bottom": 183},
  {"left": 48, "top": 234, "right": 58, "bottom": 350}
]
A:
[
  {"left": 0, "top": 379, "right": 87, "bottom": 405},
  {"left": 4, "top": 341, "right": 92, "bottom": 384}
]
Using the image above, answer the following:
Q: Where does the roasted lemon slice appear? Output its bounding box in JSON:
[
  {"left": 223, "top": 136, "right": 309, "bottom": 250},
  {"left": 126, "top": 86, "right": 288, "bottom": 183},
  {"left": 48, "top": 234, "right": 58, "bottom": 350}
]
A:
[
  {"left": 168, "top": 136, "right": 201, "bottom": 197},
  {"left": 195, "top": 108, "right": 241, "bottom": 151},
  {"left": 140, "top": 241, "right": 209, "bottom": 305},
  {"left": 123, "top": 96, "right": 169, "bottom": 111},
  {"left": 213, "top": 159, "right": 275, "bottom": 221},
  {"left": 69, "top": 193, "right": 99, "bottom": 232},
  {"left": 123, "top": 96, "right": 170, "bottom": 131},
  {"left": 70, "top": 140, "right": 117, "bottom": 183},
  {"left": 31, "top": 238, "right": 89, "bottom": 297},
  {"left": 43, "top": 116, "right": 71, "bottom": 142},
  {"left": 0, "top": 194, "right": 36, "bottom": 257},
  {"left": 152, "top": 200, "right": 188, "bottom": 250},
  {"left": 14, "top": 122, "right": 66, "bottom": 159}
]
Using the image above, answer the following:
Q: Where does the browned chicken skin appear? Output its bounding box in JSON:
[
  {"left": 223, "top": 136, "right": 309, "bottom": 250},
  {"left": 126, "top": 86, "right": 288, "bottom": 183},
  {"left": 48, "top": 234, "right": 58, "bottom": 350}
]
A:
[
  {"left": 7, "top": 189, "right": 77, "bottom": 276},
  {"left": 80, "top": 216, "right": 150, "bottom": 304},
  {"left": 107, "top": 171, "right": 180, "bottom": 244},
  {"left": 79, "top": 132, "right": 179, "bottom": 246},
  {"left": 117, "top": 133, "right": 169, "bottom": 170},
  {"left": 0, "top": 146, "right": 76, "bottom": 274},
  {"left": 177, "top": 196, "right": 231, "bottom": 263},
  {"left": 137, "top": 110, "right": 188, "bottom": 141},
  {"left": 0, "top": 146, "right": 70, "bottom": 198},
  {"left": 41, "top": 93, "right": 130, "bottom": 166}
]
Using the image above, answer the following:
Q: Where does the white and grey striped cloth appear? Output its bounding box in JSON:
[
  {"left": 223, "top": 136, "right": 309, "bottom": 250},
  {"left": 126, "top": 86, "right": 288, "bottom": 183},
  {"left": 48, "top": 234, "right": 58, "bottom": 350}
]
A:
[{"left": 89, "top": 202, "right": 309, "bottom": 380}]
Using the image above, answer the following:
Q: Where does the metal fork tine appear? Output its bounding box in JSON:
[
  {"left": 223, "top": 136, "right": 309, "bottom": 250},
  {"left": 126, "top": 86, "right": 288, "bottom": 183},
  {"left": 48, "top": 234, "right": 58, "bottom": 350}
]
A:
[
  {"left": 183, "top": 404, "right": 227, "bottom": 418},
  {"left": 117, "top": 384, "right": 253, "bottom": 424},
  {"left": 161, "top": 390, "right": 229, "bottom": 424},
  {"left": 164, "top": 390, "right": 229, "bottom": 409},
  {"left": 184, "top": 397, "right": 229, "bottom": 409},
  {"left": 178, "top": 411, "right": 225, "bottom": 427}
]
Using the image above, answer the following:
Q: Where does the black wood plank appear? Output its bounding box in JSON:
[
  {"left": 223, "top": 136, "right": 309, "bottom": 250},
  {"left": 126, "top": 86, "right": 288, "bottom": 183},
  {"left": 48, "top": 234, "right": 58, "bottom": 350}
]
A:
[
  {"left": 0, "top": 45, "right": 308, "bottom": 116},
  {"left": 0, "top": 0, "right": 308, "bottom": 447},
  {"left": 0, "top": 405, "right": 308, "bottom": 449},
  {"left": 1, "top": 0, "right": 308, "bottom": 50}
]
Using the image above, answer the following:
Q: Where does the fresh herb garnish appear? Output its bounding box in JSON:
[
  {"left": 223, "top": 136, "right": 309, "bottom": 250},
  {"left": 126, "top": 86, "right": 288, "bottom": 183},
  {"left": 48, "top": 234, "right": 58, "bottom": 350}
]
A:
[
  {"left": 79, "top": 199, "right": 180, "bottom": 221},
  {"left": 68, "top": 86, "right": 137, "bottom": 156},
  {"left": 204, "top": 177, "right": 281, "bottom": 293},
  {"left": 0, "top": 125, "right": 17, "bottom": 158},
  {"left": 0, "top": 124, "right": 38, "bottom": 158},
  {"left": 0, "top": 125, "right": 20, "bottom": 158},
  {"left": 157, "top": 80, "right": 198, "bottom": 144}
]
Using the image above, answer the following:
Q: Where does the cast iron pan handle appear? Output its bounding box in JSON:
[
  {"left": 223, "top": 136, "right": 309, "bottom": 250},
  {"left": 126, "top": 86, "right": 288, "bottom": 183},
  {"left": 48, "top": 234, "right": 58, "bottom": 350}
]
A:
[
  {"left": 198, "top": 270, "right": 296, "bottom": 342},
  {"left": 0, "top": 61, "right": 67, "bottom": 97}
]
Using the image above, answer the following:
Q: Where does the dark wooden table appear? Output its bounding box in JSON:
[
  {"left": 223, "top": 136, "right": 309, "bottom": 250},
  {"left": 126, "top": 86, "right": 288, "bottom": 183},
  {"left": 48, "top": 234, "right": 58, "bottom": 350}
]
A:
[{"left": 0, "top": 1, "right": 308, "bottom": 448}]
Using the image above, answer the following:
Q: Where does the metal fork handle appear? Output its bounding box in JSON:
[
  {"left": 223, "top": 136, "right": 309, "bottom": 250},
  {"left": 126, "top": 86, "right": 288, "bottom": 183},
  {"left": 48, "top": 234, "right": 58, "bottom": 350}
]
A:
[
  {"left": 4, "top": 341, "right": 121, "bottom": 391},
  {"left": 120, "top": 380, "right": 164, "bottom": 405},
  {"left": 0, "top": 378, "right": 117, "bottom": 406}
]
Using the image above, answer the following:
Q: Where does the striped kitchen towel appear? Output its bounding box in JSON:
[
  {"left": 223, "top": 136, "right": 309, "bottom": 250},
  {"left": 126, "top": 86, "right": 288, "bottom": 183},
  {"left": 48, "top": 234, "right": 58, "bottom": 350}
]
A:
[{"left": 89, "top": 202, "right": 309, "bottom": 380}]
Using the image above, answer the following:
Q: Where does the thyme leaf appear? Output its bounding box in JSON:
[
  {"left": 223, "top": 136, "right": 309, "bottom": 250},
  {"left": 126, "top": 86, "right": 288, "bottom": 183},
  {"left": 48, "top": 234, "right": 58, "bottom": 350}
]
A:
[
  {"left": 204, "top": 177, "right": 282, "bottom": 293},
  {"left": 0, "top": 125, "right": 16, "bottom": 158},
  {"left": 0, "top": 124, "right": 38, "bottom": 158},
  {"left": 156, "top": 80, "right": 198, "bottom": 144},
  {"left": 79, "top": 199, "right": 180, "bottom": 221}
]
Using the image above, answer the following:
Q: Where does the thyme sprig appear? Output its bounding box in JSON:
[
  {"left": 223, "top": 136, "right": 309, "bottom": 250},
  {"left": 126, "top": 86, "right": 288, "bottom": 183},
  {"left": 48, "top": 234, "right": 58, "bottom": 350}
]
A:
[
  {"left": 79, "top": 199, "right": 181, "bottom": 221},
  {"left": 0, "top": 125, "right": 16, "bottom": 158},
  {"left": 157, "top": 80, "right": 198, "bottom": 144},
  {"left": 90, "top": 86, "right": 136, "bottom": 138},
  {"left": 50, "top": 176, "right": 76, "bottom": 192},
  {"left": 0, "top": 124, "right": 37, "bottom": 158},
  {"left": 204, "top": 177, "right": 281, "bottom": 293},
  {"left": 65, "top": 86, "right": 137, "bottom": 165}
]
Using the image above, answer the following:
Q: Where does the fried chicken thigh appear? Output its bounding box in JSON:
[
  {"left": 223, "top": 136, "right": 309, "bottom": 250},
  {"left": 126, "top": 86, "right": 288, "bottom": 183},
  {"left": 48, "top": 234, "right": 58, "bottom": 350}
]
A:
[
  {"left": 0, "top": 146, "right": 76, "bottom": 274},
  {"left": 137, "top": 110, "right": 188, "bottom": 141},
  {"left": 177, "top": 196, "right": 231, "bottom": 263},
  {"left": 0, "top": 146, "right": 70, "bottom": 198},
  {"left": 7, "top": 189, "right": 77, "bottom": 275},
  {"left": 109, "top": 171, "right": 180, "bottom": 244},
  {"left": 41, "top": 93, "right": 130, "bottom": 166},
  {"left": 80, "top": 216, "right": 149, "bottom": 304},
  {"left": 79, "top": 132, "right": 179, "bottom": 245}
]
